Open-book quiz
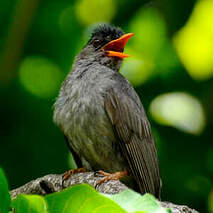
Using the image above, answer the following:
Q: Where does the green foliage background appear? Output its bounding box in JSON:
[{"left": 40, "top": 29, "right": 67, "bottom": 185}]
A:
[{"left": 0, "top": 0, "right": 213, "bottom": 212}]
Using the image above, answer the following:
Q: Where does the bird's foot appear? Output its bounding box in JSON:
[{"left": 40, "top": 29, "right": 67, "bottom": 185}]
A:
[
  {"left": 95, "top": 170, "right": 128, "bottom": 189},
  {"left": 62, "top": 168, "right": 87, "bottom": 187}
]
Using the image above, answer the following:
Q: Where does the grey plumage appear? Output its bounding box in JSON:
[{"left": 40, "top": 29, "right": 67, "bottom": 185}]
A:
[{"left": 53, "top": 24, "right": 161, "bottom": 198}]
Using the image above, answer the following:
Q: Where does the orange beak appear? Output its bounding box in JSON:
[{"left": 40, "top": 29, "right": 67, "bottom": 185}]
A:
[{"left": 102, "top": 33, "right": 134, "bottom": 59}]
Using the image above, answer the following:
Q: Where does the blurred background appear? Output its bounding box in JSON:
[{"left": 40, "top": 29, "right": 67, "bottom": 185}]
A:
[{"left": 0, "top": 0, "right": 213, "bottom": 212}]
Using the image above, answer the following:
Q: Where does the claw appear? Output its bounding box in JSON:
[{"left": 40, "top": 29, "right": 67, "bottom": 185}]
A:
[
  {"left": 94, "top": 170, "right": 110, "bottom": 177},
  {"left": 94, "top": 170, "right": 128, "bottom": 189},
  {"left": 62, "top": 168, "right": 87, "bottom": 188}
]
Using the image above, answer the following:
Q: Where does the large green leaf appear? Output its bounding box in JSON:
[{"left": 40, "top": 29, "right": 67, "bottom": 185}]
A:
[
  {"left": 45, "top": 184, "right": 126, "bottom": 213},
  {"left": 105, "top": 189, "right": 170, "bottom": 213},
  {"left": 0, "top": 168, "right": 11, "bottom": 213},
  {"left": 11, "top": 194, "right": 48, "bottom": 213},
  {"left": 10, "top": 184, "right": 170, "bottom": 213}
]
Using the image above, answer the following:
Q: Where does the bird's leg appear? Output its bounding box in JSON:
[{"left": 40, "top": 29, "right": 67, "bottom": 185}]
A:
[
  {"left": 63, "top": 168, "right": 87, "bottom": 179},
  {"left": 95, "top": 170, "right": 128, "bottom": 188},
  {"left": 62, "top": 168, "right": 87, "bottom": 187}
]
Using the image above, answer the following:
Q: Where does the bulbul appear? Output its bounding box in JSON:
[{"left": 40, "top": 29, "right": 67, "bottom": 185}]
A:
[{"left": 54, "top": 24, "right": 161, "bottom": 198}]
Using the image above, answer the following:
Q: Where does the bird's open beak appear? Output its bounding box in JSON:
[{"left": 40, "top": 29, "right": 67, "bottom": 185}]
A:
[{"left": 102, "top": 33, "right": 134, "bottom": 59}]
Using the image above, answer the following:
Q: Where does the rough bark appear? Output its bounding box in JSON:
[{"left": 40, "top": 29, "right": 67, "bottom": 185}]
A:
[{"left": 11, "top": 172, "right": 198, "bottom": 213}]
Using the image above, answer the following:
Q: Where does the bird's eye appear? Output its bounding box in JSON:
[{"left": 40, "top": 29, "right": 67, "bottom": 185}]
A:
[
  {"left": 106, "top": 35, "right": 111, "bottom": 41},
  {"left": 93, "top": 39, "right": 100, "bottom": 47}
]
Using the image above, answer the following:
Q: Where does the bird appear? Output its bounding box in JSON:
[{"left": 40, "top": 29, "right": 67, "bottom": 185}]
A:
[{"left": 53, "top": 24, "right": 161, "bottom": 198}]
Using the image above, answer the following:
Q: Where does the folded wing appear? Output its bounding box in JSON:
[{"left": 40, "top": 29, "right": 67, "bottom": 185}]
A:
[{"left": 105, "top": 87, "right": 161, "bottom": 198}]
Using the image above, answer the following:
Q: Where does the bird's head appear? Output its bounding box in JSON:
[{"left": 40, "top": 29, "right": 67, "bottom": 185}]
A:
[{"left": 77, "top": 24, "right": 134, "bottom": 71}]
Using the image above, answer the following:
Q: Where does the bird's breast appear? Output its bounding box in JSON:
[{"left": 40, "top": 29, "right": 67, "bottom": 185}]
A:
[{"left": 54, "top": 72, "right": 126, "bottom": 172}]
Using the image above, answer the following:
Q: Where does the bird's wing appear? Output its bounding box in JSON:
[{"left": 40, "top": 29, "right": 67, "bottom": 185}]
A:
[{"left": 105, "top": 87, "right": 161, "bottom": 198}]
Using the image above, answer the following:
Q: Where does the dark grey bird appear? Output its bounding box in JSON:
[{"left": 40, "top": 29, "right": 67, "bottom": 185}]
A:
[{"left": 53, "top": 24, "right": 161, "bottom": 198}]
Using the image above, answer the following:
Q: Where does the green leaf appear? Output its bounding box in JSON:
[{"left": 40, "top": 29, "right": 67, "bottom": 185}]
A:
[
  {"left": 105, "top": 189, "right": 170, "bottom": 213},
  {"left": 11, "top": 194, "right": 48, "bottom": 213},
  {"left": 0, "top": 168, "right": 11, "bottom": 213},
  {"left": 45, "top": 184, "right": 126, "bottom": 213}
]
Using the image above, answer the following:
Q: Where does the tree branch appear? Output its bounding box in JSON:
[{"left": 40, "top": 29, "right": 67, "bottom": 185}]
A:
[{"left": 11, "top": 172, "right": 198, "bottom": 213}]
